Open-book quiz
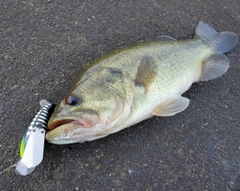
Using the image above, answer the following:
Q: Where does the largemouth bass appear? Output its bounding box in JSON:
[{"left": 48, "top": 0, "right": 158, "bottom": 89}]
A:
[{"left": 46, "top": 21, "right": 238, "bottom": 144}]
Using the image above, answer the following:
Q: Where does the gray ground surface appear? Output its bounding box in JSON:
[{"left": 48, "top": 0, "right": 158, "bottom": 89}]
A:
[{"left": 0, "top": 0, "right": 240, "bottom": 190}]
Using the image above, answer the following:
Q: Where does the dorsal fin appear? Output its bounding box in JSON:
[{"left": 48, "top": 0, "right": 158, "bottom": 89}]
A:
[{"left": 157, "top": 35, "right": 176, "bottom": 41}]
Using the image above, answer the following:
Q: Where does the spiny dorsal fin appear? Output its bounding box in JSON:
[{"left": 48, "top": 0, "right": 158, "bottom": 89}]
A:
[
  {"left": 152, "top": 96, "right": 190, "bottom": 116},
  {"left": 135, "top": 55, "right": 158, "bottom": 92},
  {"left": 157, "top": 35, "right": 177, "bottom": 41}
]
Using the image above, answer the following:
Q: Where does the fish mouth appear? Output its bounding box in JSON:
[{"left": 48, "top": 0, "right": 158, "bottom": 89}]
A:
[
  {"left": 48, "top": 119, "right": 81, "bottom": 130},
  {"left": 48, "top": 118, "right": 93, "bottom": 131},
  {"left": 48, "top": 119, "right": 72, "bottom": 130}
]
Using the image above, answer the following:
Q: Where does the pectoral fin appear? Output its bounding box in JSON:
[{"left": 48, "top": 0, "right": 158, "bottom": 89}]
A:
[
  {"left": 135, "top": 55, "right": 158, "bottom": 92},
  {"left": 152, "top": 96, "right": 189, "bottom": 116}
]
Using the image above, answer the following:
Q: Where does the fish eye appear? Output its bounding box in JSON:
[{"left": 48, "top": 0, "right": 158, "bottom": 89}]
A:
[{"left": 64, "top": 95, "right": 81, "bottom": 106}]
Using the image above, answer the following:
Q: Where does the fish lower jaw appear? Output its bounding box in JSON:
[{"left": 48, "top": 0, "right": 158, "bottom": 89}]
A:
[
  {"left": 46, "top": 121, "right": 108, "bottom": 144},
  {"left": 46, "top": 136, "right": 81, "bottom": 145},
  {"left": 46, "top": 122, "right": 79, "bottom": 143}
]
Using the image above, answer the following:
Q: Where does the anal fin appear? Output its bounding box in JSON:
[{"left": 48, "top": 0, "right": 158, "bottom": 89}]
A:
[
  {"left": 152, "top": 96, "right": 189, "bottom": 117},
  {"left": 199, "top": 53, "right": 230, "bottom": 81}
]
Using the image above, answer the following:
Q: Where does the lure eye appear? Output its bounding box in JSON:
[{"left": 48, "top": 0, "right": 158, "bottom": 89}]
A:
[{"left": 64, "top": 95, "right": 81, "bottom": 106}]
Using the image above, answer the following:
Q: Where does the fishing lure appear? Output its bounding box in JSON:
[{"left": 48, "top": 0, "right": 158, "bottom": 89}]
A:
[{"left": 15, "top": 100, "right": 55, "bottom": 176}]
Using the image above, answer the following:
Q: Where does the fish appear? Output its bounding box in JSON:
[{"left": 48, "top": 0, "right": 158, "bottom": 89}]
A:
[{"left": 46, "top": 21, "right": 238, "bottom": 144}]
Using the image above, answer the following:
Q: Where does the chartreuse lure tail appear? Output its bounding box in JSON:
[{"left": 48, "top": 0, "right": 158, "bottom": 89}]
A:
[{"left": 20, "top": 127, "right": 29, "bottom": 158}]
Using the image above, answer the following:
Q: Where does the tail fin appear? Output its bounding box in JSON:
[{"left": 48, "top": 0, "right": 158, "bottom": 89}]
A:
[
  {"left": 195, "top": 21, "right": 238, "bottom": 81},
  {"left": 195, "top": 21, "right": 238, "bottom": 53}
]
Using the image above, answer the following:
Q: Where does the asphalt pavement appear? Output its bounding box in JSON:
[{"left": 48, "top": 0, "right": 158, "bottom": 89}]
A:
[{"left": 0, "top": 0, "right": 240, "bottom": 190}]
